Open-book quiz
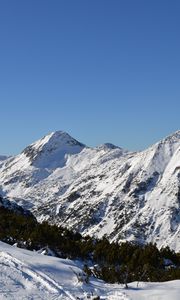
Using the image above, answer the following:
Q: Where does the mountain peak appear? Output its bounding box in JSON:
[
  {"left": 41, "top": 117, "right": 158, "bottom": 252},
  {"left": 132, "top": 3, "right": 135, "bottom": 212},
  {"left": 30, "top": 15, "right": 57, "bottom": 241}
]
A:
[
  {"left": 97, "top": 143, "right": 122, "bottom": 150},
  {"left": 163, "top": 130, "right": 180, "bottom": 143},
  {"left": 22, "top": 131, "right": 85, "bottom": 168},
  {"left": 33, "top": 131, "right": 85, "bottom": 151},
  {"left": 152, "top": 130, "right": 180, "bottom": 147}
]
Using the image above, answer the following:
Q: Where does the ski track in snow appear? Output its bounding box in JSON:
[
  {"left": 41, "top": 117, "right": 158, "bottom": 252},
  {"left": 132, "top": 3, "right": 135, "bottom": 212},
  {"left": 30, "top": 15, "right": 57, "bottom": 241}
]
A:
[
  {"left": 0, "top": 242, "right": 180, "bottom": 299},
  {"left": 0, "top": 251, "right": 77, "bottom": 300},
  {"left": 0, "top": 249, "right": 129, "bottom": 300}
]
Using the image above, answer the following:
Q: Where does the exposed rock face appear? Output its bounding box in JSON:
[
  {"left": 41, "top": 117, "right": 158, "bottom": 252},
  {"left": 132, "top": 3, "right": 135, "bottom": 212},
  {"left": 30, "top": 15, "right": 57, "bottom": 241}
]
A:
[{"left": 0, "top": 130, "right": 180, "bottom": 251}]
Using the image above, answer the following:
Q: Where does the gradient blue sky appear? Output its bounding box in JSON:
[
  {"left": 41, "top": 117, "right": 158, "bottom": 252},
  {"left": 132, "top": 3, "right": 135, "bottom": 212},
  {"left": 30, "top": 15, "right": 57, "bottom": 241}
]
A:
[{"left": 0, "top": 0, "right": 180, "bottom": 155}]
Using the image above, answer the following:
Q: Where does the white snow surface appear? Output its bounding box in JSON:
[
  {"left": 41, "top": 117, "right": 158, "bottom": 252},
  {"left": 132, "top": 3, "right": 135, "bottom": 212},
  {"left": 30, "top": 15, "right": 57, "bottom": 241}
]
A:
[
  {"left": 0, "top": 241, "right": 180, "bottom": 300},
  {"left": 0, "top": 130, "right": 180, "bottom": 250}
]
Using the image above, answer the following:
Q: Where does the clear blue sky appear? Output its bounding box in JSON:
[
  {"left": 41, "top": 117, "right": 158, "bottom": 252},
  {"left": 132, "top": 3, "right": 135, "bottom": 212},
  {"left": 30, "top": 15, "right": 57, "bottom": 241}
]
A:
[{"left": 0, "top": 0, "right": 180, "bottom": 155}]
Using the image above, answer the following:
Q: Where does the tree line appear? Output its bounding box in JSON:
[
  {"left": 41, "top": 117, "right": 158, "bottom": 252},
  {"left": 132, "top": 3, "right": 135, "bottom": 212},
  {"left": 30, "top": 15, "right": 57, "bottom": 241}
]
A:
[{"left": 0, "top": 202, "right": 179, "bottom": 284}]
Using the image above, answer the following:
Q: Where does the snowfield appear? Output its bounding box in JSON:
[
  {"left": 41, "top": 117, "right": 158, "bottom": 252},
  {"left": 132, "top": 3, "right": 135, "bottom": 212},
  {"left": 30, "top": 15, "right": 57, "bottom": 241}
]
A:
[{"left": 0, "top": 241, "right": 179, "bottom": 299}]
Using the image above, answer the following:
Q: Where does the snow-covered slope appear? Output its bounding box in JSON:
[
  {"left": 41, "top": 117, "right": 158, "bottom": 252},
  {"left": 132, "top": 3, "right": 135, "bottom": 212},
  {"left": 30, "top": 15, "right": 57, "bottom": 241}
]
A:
[
  {"left": 0, "top": 241, "right": 126, "bottom": 299},
  {"left": 0, "top": 156, "right": 8, "bottom": 170},
  {"left": 0, "top": 130, "right": 180, "bottom": 251},
  {"left": 0, "top": 241, "right": 179, "bottom": 300}
]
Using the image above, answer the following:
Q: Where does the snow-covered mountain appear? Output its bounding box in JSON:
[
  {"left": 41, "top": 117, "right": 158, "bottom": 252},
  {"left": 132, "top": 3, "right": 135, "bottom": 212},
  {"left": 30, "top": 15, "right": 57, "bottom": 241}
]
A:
[
  {"left": 0, "top": 130, "right": 180, "bottom": 251},
  {"left": 1, "top": 241, "right": 179, "bottom": 300}
]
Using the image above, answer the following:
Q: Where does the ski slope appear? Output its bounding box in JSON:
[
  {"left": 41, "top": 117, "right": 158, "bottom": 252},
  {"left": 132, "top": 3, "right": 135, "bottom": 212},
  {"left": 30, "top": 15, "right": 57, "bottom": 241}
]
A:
[{"left": 0, "top": 241, "right": 179, "bottom": 299}]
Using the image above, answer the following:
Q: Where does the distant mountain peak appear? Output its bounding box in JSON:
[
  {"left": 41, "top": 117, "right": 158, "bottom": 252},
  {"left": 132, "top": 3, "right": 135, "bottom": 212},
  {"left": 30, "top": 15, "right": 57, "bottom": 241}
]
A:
[
  {"left": 97, "top": 143, "right": 123, "bottom": 150},
  {"left": 96, "top": 143, "right": 129, "bottom": 158}
]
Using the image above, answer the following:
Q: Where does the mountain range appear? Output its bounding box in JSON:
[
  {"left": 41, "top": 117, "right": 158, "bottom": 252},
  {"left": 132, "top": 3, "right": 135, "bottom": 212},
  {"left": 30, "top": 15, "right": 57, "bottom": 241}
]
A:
[{"left": 0, "top": 130, "right": 179, "bottom": 251}]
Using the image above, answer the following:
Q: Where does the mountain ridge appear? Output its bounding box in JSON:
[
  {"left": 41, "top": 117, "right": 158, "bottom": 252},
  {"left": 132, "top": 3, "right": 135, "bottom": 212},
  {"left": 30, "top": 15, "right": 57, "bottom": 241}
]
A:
[{"left": 0, "top": 130, "right": 180, "bottom": 251}]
